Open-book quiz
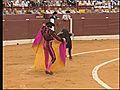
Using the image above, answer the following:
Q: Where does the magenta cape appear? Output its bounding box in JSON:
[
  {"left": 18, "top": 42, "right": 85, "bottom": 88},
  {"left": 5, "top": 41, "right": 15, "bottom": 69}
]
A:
[{"left": 32, "top": 26, "right": 66, "bottom": 71}]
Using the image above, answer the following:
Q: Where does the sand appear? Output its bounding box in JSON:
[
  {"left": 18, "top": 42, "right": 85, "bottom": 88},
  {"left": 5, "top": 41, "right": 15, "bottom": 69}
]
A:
[{"left": 3, "top": 39, "right": 119, "bottom": 89}]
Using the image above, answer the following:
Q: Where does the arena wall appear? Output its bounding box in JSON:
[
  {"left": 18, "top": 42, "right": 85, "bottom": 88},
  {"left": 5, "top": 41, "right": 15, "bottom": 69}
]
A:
[{"left": 3, "top": 13, "right": 119, "bottom": 41}]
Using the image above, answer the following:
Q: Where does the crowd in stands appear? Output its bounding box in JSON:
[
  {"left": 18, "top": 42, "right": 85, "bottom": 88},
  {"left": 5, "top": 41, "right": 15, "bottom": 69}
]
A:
[
  {"left": 3, "top": 6, "right": 119, "bottom": 15},
  {"left": 3, "top": 0, "right": 119, "bottom": 16},
  {"left": 3, "top": 0, "right": 120, "bottom": 7}
]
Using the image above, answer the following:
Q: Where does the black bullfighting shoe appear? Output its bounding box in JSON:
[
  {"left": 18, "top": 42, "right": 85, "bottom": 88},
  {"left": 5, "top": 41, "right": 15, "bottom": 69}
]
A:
[
  {"left": 45, "top": 70, "right": 53, "bottom": 75},
  {"left": 69, "top": 56, "right": 72, "bottom": 60}
]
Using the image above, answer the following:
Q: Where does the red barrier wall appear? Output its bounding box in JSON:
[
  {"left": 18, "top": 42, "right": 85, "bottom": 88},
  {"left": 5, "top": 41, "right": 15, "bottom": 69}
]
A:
[
  {"left": 3, "top": 13, "right": 119, "bottom": 40},
  {"left": 3, "top": 19, "right": 70, "bottom": 40},
  {"left": 3, "top": 14, "right": 37, "bottom": 20},
  {"left": 72, "top": 13, "right": 119, "bottom": 36}
]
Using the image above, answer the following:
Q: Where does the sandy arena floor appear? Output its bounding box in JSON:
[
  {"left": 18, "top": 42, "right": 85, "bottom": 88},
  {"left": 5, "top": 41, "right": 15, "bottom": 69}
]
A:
[{"left": 3, "top": 39, "right": 119, "bottom": 89}]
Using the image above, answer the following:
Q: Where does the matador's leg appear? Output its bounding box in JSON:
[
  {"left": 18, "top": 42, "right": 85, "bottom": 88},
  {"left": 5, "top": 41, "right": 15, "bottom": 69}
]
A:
[
  {"left": 47, "top": 42, "right": 56, "bottom": 71},
  {"left": 43, "top": 41, "right": 49, "bottom": 70}
]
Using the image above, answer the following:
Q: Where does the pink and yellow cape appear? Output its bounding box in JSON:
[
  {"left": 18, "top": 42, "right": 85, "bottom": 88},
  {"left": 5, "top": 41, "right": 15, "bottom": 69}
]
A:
[{"left": 32, "top": 27, "right": 66, "bottom": 72}]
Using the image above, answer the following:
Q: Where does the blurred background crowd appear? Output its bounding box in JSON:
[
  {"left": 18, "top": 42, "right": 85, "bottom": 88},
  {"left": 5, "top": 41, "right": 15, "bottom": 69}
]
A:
[{"left": 3, "top": 0, "right": 119, "bottom": 15}]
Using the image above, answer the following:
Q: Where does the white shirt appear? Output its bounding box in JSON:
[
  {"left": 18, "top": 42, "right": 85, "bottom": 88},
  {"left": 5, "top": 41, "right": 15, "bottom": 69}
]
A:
[
  {"left": 50, "top": 18, "right": 54, "bottom": 24},
  {"left": 21, "top": 1, "right": 26, "bottom": 7},
  {"left": 14, "top": 0, "right": 19, "bottom": 6},
  {"left": 49, "top": 16, "right": 56, "bottom": 31},
  {"left": 55, "top": 0, "right": 61, "bottom": 6},
  {"left": 62, "top": 14, "right": 71, "bottom": 20},
  {"left": 46, "top": 10, "right": 53, "bottom": 14}
]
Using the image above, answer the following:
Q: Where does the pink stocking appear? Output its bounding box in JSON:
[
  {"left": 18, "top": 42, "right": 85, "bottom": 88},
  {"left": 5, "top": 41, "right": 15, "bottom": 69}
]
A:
[
  {"left": 43, "top": 42, "right": 49, "bottom": 71},
  {"left": 47, "top": 62, "right": 52, "bottom": 72}
]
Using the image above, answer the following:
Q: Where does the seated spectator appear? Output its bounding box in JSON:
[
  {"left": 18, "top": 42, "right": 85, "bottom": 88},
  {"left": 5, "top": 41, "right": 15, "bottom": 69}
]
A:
[
  {"left": 45, "top": 7, "right": 54, "bottom": 14},
  {"left": 26, "top": 9, "right": 32, "bottom": 14},
  {"left": 25, "top": 0, "right": 30, "bottom": 7},
  {"left": 72, "top": 8, "right": 80, "bottom": 13},
  {"left": 6, "top": 0, "right": 13, "bottom": 7},
  {"left": 107, "top": 1, "right": 112, "bottom": 9},
  {"left": 79, "top": 9, "right": 85, "bottom": 14},
  {"left": 69, "top": 8, "right": 78, "bottom": 13},
  {"left": 59, "top": 0, "right": 63, "bottom": 6},
  {"left": 32, "top": 8, "right": 40, "bottom": 14},
  {"left": 94, "top": 8, "right": 100, "bottom": 13},
  {"left": 96, "top": 0, "right": 102, "bottom": 6},
  {"left": 65, "top": 7, "right": 71, "bottom": 12},
  {"left": 20, "top": 0, "right": 26, "bottom": 7},
  {"left": 101, "top": 8, "right": 106, "bottom": 13},
  {"left": 38, "top": 7, "right": 45, "bottom": 15},
  {"left": 83, "top": 0, "right": 87, "bottom": 6},
  {"left": 114, "top": 7, "right": 119, "bottom": 13},
  {"left": 116, "top": 0, "right": 119, "bottom": 6},
  {"left": 91, "top": 0, "right": 96, "bottom": 6},
  {"left": 68, "top": 8, "right": 74, "bottom": 13},
  {"left": 54, "top": 7, "right": 65, "bottom": 15},
  {"left": 104, "top": 8, "right": 110, "bottom": 13},
  {"left": 99, "top": 7, "right": 104, "bottom": 13},
  {"left": 86, "top": 0, "right": 92, "bottom": 6},
  {"left": 36, "top": 13, "right": 44, "bottom": 19},
  {"left": 35, "top": 0, "right": 40, "bottom": 7},
  {"left": 54, "top": 8, "right": 58, "bottom": 12},
  {"left": 19, "top": 7, "right": 26, "bottom": 14},
  {"left": 109, "top": 8, "right": 112, "bottom": 13},
  {"left": 79, "top": 0, "right": 85, "bottom": 6},
  {"left": 13, "top": 0, "right": 20, "bottom": 7},
  {"left": 46, "top": 0, "right": 51, "bottom": 6},
  {"left": 13, "top": 8, "right": 19, "bottom": 14},
  {"left": 57, "top": 8, "right": 65, "bottom": 14},
  {"left": 3, "top": 8, "right": 9, "bottom": 15},
  {"left": 91, "top": 7, "right": 96, "bottom": 13},
  {"left": 111, "top": 0, "right": 117, "bottom": 6},
  {"left": 85, "top": 9, "right": 91, "bottom": 13},
  {"left": 62, "top": 11, "right": 71, "bottom": 21},
  {"left": 29, "top": 0, "right": 36, "bottom": 7},
  {"left": 55, "top": 0, "right": 61, "bottom": 6},
  {"left": 3, "top": 0, "right": 119, "bottom": 15},
  {"left": 47, "top": 0, "right": 54, "bottom": 6},
  {"left": 95, "top": 8, "right": 105, "bottom": 13},
  {"left": 67, "top": 0, "right": 76, "bottom": 6},
  {"left": 3, "top": 0, "right": 8, "bottom": 7},
  {"left": 3, "top": 1, "right": 5, "bottom": 7},
  {"left": 8, "top": 8, "right": 14, "bottom": 15}
]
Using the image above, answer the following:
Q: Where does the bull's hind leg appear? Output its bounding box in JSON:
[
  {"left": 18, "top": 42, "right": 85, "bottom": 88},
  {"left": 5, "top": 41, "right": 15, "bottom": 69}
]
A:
[{"left": 68, "top": 47, "right": 72, "bottom": 59}]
